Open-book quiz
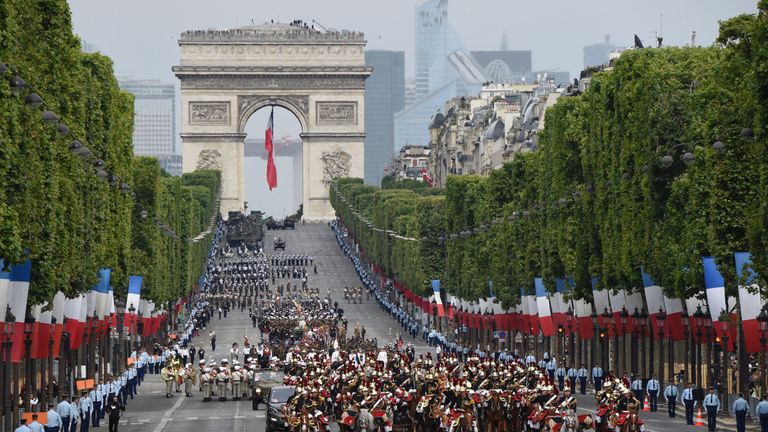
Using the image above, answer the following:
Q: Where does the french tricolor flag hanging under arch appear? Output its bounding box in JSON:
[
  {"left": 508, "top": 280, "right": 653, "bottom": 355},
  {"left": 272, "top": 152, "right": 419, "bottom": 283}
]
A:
[
  {"left": 535, "top": 278, "right": 555, "bottom": 336},
  {"left": 734, "top": 252, "right": 762, "bottom": 354},
  {"left": 265, "top": 108, "right": 278, "bottom": 190},
  {"left": 0, "top": 259, "right": 32, "bottom": 363}
]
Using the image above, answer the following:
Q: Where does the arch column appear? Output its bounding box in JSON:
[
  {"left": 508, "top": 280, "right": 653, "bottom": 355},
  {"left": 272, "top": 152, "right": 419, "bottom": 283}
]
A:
[
  {"left": 301, "top": 132, "right": 365, "bottom": 220},
  {"left": 181, "top": 132, "right": 247, "bottom": 216}
]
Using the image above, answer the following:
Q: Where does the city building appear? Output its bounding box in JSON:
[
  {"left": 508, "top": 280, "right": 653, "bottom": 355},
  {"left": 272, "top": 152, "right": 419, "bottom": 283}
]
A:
[
  {"left": 392, "top": 145, "right": 431, "bottom": 181},
  {"left": 471, "top": 50, "right": 532, "bottom": 84},
  {"left": 583, "top": 35, "right": 622, "bottom": 69},
  {"left": 429, "top": 79, "right": 563, "bottom": 187},
  {"left": 364, "top": 50, "right": 405, "bottom": 186},
  {"left": 119, "top": 80, "right": 181, "bottom": 175},
  {"left": 395, "top": 0, "right": 486, "bottom": 151}
]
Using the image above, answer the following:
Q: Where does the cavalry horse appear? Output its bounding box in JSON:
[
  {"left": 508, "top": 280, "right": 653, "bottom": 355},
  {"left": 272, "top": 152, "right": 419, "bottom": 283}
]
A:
[{"left": 483, "top": 391, "right": 507, "bottom": 432}]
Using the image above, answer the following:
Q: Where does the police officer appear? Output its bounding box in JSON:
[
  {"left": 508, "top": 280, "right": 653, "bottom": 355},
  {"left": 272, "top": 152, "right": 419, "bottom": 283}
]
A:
[
  {"left": 682, "top": 382, "right": 696, "bottom": 425},
  {"left": 663, "top": 379, "right": 678, "bottom": 418},
  {"left": 577, "top": 365, "right": 588, "bottom": 395},
  {"left": 703, "top": 387, "right": 720, "bottom": 432},
  {"left": 567, "top": 366, "right": 577, "bottom": 392},
  {"left": 555, "top": 365, "right": 566, "bottom": 390},
  {"left": 546, "top": 357, "right": 557, "bottom": 380},
  {"left": 79, "top": 392, "right": 92, "bottom": 432},
  {"left": 631, "top": 375, "right": 644, "bottom": 409},
  {"left": 591, "top": 364, "right": 603, "bottom": 392},
  {"left": 756, "top": 394, "right": 768, "bottom": 432},
  {"left": 646, "top": 373, "right": 660, "bottom": 412},
  {"left": 732, "top": 393, "right": 749, "bottom": 432}
]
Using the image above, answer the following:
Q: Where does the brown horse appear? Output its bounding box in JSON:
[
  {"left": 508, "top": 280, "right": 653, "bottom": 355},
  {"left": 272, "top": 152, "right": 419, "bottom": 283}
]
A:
[{"left": 484, "top": 392, "right": 507, "bottom": 432}]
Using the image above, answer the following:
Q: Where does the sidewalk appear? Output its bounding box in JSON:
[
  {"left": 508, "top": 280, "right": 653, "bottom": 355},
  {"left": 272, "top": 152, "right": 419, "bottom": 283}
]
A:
[{"left": 573, "top": 393, "right": 759, "bottom": 432}]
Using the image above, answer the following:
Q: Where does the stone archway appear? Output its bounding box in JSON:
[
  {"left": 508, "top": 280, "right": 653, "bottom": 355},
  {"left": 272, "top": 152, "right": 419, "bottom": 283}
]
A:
[{"left": 173, "top": 23, "right": 371, "bottom": 220}]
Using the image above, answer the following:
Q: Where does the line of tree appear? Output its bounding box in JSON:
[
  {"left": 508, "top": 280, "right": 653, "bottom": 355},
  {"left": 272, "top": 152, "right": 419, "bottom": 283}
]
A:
[
  {"left": 331, "top": 2, "right": 768, "bottom": 306},
  {"left": 0, "top": 0, "right": 219, "bottom": 306}
]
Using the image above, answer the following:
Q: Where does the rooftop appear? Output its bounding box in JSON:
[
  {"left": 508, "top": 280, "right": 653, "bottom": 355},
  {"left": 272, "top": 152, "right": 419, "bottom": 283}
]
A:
[{"left": 179, "top": 21, "right": 366, "bottom": 43}]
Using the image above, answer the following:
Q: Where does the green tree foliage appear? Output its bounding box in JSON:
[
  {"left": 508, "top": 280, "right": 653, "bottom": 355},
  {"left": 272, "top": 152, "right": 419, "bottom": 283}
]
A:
[
  {"left": 0, "top": 0, "right": 219, "bottom": 307},
  {"left": 330, "top": 179, "right": 445, "bottom": 296},
  {"left": 331, "top": 3, "right": 768, "bottom": 305}
]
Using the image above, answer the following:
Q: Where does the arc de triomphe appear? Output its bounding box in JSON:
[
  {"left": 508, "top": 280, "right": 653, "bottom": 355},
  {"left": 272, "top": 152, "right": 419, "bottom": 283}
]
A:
[{"left": 173, "top": 23, "right": 371, "bottom": 220}]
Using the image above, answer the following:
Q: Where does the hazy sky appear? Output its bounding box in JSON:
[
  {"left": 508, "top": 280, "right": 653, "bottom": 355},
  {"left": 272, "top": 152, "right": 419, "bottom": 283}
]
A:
[
  {"left": 69, "top": 0, "right": 757, "bottom": 83},
  {"left": 67, "top": 0, "right": 758, "bottom": 216}
]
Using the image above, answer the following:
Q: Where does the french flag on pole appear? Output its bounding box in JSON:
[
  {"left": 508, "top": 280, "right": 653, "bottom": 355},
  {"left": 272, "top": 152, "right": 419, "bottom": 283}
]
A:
[
  {"left": 734, "top": 252, "right": 762, "bottom": 354},
  {"left": 30, "top": 302, "right": 52, "bottom": 359},
  {"left": 592, "top": 277, "right": 611, "bottom": 330},
  {"left": 430, "top": 280, "right": 445, "bottom": 317},
  {"left": 574, "top": 297, "right": 594, "bottom": 340},
  {"left": 126, "top": 276, "right": 142, "bottom": 328},
  {"left": 702, "top": 256, "right": 735, "bottom": 350},
  {"left": 0, "top": 259, "right": 32, "bottom": 363},
  {"left": 520, "top": 288, "right": 530, "bottom": 334},
  {"left": 534, "top": 278, "right": 554, "bottom": 336},
  {"left": 641, "top": 268, "right": 685, "bottom": 340},
  {"left": 65, "top": 294, "right": 87, "bottom": 349},
  {"left": 92, "top": 268, "right": 112, "bottom": 339},
  {"left": 641, "top": 268, "right": 665, "bottom": 339},
  {"left": 51, "top": 292, "right": 66, "bottom": 357}
]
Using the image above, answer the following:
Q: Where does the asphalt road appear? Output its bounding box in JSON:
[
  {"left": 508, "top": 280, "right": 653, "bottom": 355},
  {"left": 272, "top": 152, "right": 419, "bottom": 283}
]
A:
[
  {"left": 117, "top": 223, "right": 748, "bottom": 432},
  {"left": 117, "top": 222, "right": 430, "bottom": 432}
]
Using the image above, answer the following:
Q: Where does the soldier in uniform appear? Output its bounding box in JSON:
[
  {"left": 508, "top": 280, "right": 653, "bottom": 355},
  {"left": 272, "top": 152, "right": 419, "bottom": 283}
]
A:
[
  {"left": 183, "top": 364, "right": 196, "bottom": 397},
  {"left": 160, "top": 363, "right": 175, "bottom": 398},
  {"left": 231, "top": 365, "right": 243, "bottom": 401},
  {"left": 200, "top": 367, "right": 213, "bottom": 402},
  {"left": 216, "top": 359, "right": 231, "bottom": 401}
]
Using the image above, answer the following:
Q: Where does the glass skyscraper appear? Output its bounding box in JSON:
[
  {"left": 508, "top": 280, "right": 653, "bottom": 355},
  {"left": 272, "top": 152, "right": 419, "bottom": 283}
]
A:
[
  {"left": 395, "top": 0, "right": 484, "bottom": 150},
  {"left": 119, "top": 80, "right": 181, "bottom": 175},
  {"left": 364, "top": 51, "right": 405, "bottom": 186}
]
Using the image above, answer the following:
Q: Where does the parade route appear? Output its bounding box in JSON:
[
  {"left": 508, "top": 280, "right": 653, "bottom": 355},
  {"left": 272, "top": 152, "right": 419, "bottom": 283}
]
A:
[{"left": 114, "top": 223, "right": 752, "bottom": 432}]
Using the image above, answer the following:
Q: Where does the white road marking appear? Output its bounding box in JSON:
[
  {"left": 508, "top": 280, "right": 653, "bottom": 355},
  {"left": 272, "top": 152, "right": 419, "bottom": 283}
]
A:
[
  {"left": 209, "top": 416, "right": 221, "bottom": 419},
  {"left": 187, "top": 417, "right": 199, "bottom": 420},
  {"left": 151, "top": 393, "right": 186, "bottom": 432}
]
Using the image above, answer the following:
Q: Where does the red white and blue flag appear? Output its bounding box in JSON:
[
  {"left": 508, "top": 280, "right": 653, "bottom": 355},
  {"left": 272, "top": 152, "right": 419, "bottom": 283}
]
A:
[
  {"left": 0, "top": 259, "right": 32, "bottom": 363},
  {"left": 265, "top": 109, "right": 278, "bottom": 191},
  {"left": 126, "top": 276, "right": 142, "bottom": 329},
  {"left": 430, "top": 280, "right": 445, "bottom": 317},
  {"left": 535, "top": 278, "right": 555, "bottom": 336},
  {"left": 734, "top": 252, "right": 762, "bottom": 353}
]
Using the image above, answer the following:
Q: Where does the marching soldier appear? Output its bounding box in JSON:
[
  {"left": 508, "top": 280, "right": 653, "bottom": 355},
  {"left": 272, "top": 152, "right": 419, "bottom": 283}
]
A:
[
  {"left": 216, "top": 359, "right": 231, "bottom": 401},
  {"left": 160, "top": 364, "right": 175, "bottom": 398},
  {"left": 231, "top": 365, "right": 243, "bottom": 401},
  {"left": 183, "top": 364, "right": 196, "bottom": 397},
  {"left": 201, "top": 367, "right": 214, "bottom": 402}
]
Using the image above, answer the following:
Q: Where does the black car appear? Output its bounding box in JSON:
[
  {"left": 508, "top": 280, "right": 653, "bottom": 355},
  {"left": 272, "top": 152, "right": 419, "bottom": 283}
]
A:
[
  {"left": 265, "top": 386, "right": 295, "bottom": 432},
  {"left": 273, "top": 239, "right": 285, "bottom": 251}
]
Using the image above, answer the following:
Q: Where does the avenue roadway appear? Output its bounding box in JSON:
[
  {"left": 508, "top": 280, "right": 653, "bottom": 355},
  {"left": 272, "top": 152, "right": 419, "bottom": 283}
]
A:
[{"left": 116, "top": 223, "right": 749, "bottom": 432}]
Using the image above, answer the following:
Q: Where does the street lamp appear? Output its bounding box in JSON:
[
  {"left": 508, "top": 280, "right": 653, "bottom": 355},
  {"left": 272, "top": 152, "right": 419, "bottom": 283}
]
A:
[
  {"left": 431, "top": 298, "right": 438, "bottom": 332},
  {"left": 757, "top": 306, "right": 768, "bottom": 393},
  {"left": 23, "top": 319, "right": 34, "bottom": 412},
  {"left": 601, "top": 307, "right": 612, "bottom": 372},
  {"left": 565, "top": 306, "right": 575, "bottom": 366},
  {"left": 719, "top": 317, "right": 730, "bottom": 414},
  {"left": 620, "top": 307, "right": 628, "bottom": 376},
  {"left": 115, "top": 300, "right": 125, "bottom": 375},
  {"left": 693, "top": 306, "right": 705, "bottom": 386},
  {"left": 656, "top": 307, "right": 667, "bottom": 384},
  {"left": 4, "top": 305, "right": 15, "bottom": 432}
]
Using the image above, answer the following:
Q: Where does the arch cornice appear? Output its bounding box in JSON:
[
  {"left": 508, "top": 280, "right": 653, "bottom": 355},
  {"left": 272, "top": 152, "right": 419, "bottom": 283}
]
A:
[{"left": 237, "top": 95, "right": 309, "bottom": 133}]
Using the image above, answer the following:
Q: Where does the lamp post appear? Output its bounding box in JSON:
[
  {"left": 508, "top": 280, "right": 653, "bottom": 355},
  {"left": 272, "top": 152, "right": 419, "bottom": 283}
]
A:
[
  {"left": 703, "top": 308, "right": 712, "bottom": 388},
  {"left": 115, "top": 300, "right": 125, "bottom": 376},
  {"left": 431, "top": 299, "right": 438, "bottom": 333},
  {"left": 23, "top": 319, "right": 34, "bottom": 412},
  {"left": 631, "top": 307, "right": 640, "bottom": 375},
  {"left": 565, "top": 306, "right": 576, "bottom": 367},
  {"left": 693, "top": 306, "right": 705, "bottom": 386},
  {"left": 557, "top": 324, "right": 564, "bottom": 365},
  {"left": 3, "top": 306, "right": 15, "bottom": 432},
  {"left": 601, "top": 307, "right": 612, "bottom": 373},
  {"left": 656, "top": 307, "right": 667, "bottom": 385},
  {"left": 91, "top": 310, "right": 99, "bottom": 379},
  {"left": 757, "top": 306, "right": 768, "bottom": 394},
  {"left": 620, "top": 307, "right": 628, "bottom": 377},
  {"left": 719, "top": 319, "right": 730, "bottom": 415}
]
